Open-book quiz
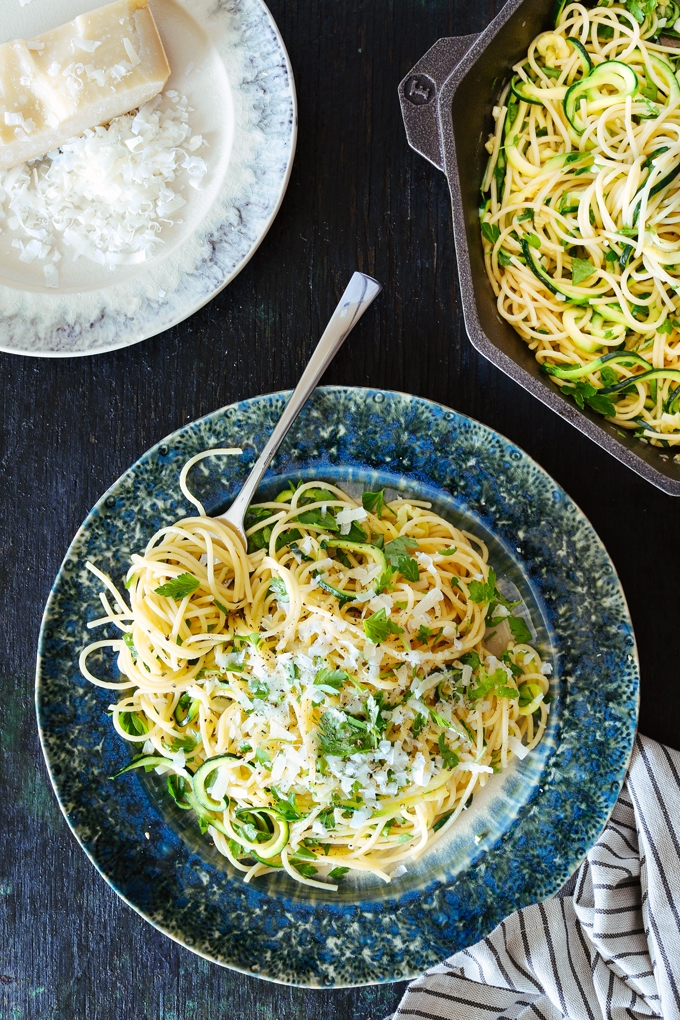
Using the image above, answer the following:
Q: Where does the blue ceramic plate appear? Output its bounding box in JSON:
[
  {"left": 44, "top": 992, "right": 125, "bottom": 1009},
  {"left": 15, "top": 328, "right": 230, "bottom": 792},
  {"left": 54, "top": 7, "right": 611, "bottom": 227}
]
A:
[{"left": 36, "top": 387, "right": 639, "bottom": 986}]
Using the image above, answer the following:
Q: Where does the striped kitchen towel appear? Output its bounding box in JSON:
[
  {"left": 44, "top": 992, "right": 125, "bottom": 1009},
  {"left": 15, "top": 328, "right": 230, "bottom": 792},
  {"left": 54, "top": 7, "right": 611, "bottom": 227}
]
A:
[{"left": 386, "top": 734, "right": 680, "bottom": 1020}]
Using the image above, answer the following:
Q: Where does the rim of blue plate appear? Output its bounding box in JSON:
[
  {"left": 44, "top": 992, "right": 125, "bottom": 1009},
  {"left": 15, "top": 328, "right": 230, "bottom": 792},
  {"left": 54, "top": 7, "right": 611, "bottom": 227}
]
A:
[{"left": 35, "top": 386, "right": 640, "bottom": 987}]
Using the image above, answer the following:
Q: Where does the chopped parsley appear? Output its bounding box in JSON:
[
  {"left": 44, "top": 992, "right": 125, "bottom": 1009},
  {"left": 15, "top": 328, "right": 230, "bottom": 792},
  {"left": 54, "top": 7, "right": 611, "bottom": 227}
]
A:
[
  {"left": 384, "top": 536, "right": 419, "bottom": 581},
  {"left": 468, "top": 668, "right": 519, "bottom": 702},
  {"left": 363, "top": 608, "right": 403, "bottom": 644},
  {"left": 314, "top": 667, "right": 348, "bottom": 695},
  {"left": 268, "top": 578, "right": 289, "bottom": 603},
  {"left": 412, "top": 712, "right": 427, "bottom": 738},
  {"left": 154, "top": 573, "right": 200, "bottom": 600},
  {"left": 292, "top": 861, "right": 318, "bottom": 878},
  {"left": 468, "top": 568, "right": 518, "bottom": 609},
  {"left": 328, "top": 866, "right": 350, "bottom": 880},
  {"left": 571, "top": 257, "right": 596, "bottom": 285},
  {"left": 317, "top": 710, "right": 373, "bottom": 757},
  {"left": 295, "top": 507, "right": 340, "bottom": 532},
  {"left": 438, "top": 734, "right": 459, "bottom": 770},
  {"left": 508, "top": 616, "right": 532, "bottom": 644},
  {"left": 271, "top": 786, "right": 302, "bottom": 820},
  {"left": 362, "top": 489, "right": 391, "bottom": 517},
  {"left": 481, "top": 221, "right": 500, "bottom": 245},
  {"left": 247, "top": 677, "right": 269, "bottom": 700},
  {"left": 433, "top": 810, "right": 454, "bottom": 832},
  {"left": 559, "top": 380, "right": 617, "bottom": 417},
  {"left": 118, "top": 711, "right": 148, "bottom": 736}
]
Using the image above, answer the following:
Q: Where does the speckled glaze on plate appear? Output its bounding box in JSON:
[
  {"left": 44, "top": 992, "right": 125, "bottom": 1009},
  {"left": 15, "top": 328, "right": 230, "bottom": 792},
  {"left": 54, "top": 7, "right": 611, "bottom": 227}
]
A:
[
  {"left": 0, "top": 0, "right": 296, "bottom": 357},
  {"left": 36, "top": 388, "right": 639, "bottom": 986}
]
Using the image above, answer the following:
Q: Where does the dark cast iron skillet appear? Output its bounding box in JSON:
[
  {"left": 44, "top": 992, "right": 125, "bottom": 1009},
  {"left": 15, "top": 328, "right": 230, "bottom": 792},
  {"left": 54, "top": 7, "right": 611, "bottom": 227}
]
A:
[{"left": 399, "top": 0, "right": 680, "bottom": 496}]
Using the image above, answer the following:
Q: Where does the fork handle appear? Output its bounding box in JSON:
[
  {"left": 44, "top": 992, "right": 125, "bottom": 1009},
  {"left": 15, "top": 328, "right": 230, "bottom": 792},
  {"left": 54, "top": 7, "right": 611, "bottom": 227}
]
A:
[{"left": 219, "top": 272, "right": 382, "bottom": 538}]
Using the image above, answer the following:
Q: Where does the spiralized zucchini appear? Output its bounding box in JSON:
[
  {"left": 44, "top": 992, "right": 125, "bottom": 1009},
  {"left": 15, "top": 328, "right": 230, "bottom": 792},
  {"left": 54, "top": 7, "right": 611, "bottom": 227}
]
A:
[
  {"left": 81, "top": 461, "right": 551, "bottom": 890},
  {"left": 481, "top": 0, "right": 680, "bottom": 448}
]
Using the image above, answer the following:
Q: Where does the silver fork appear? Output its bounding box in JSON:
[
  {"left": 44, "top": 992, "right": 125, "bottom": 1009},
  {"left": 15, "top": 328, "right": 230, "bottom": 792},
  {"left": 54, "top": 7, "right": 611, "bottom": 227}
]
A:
[{"left": 219, "top": 271, "right": 382, "bottom": 546}]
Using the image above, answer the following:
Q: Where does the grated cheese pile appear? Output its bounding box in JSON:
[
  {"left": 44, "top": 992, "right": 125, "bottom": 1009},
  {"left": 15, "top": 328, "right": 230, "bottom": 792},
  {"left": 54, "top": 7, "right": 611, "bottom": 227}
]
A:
[{"left": 0, "top": 90, "right": 207, "bottom": 287}]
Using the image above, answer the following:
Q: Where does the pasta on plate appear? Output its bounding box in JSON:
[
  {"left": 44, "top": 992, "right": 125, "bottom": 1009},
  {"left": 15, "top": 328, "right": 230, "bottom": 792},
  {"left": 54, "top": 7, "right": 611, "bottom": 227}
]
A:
[
  {"left": 81, "top": 453, "right": 551, "bottom": 890},
  {"left": 482, "top": 0, "right": 680, "bottom": 447}
]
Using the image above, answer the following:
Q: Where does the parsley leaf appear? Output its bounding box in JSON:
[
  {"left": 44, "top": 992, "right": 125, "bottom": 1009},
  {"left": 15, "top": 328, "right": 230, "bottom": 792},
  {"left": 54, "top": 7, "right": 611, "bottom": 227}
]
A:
[
  {"left": 328, "top": 866, "right": 350, "bottom": 880},
  {"left": 412, "top": 712, "right": 427, "bottom": 738},
  {"left": 362, "top": 489, "right": 387, "bottom": 517},
  {"left": 433, "top": 810, "right": 454, "bottom": 832},
  {"left": 517, "top": 209, "right": 534, "bottom": 222},
  {"left": 429, "top": 708, "right": 450, "bottom": 729},
  {"left": 460, "top": 651, "right": 481, "bottom": 669},
  {"left": 247, "top": 677, "right": 269, "bottom": 700},
  {"left": 363, "top": 608, "right": 403, "bottom": 644},
  {"left": 384, "top": 536, "right": 418, "bottom": 560},
  {"left": 122, "top": 631, "right": 137, "bottom": 659},
  {"left": 508, "top": 616, "right": 532, "bottom": 643},
  {"left": 468, "top": 668, "right": 518, "bottom": 703},
  {"left": 468, "top": 575, "right": 495, "bottom": 604},
  {"left": 317, "top": 710, "right": 373, "bottom": 758},
  {"left": 384, "top": 536, "right": 419, "bottom": 581},
  {"left": 154, "top": 573, "right": 200, "bottom": 600},
  {"left": 501, "top": 650, "right": 522, "bottom": 678},
  {"left": 497, "top": 248, "right": 512, "bottom": 267},
  {"left": 119, "top": 711, "right": 148, "bottom": 736},
  {"left": 254, "top": 747, "right": 271, "bottom": 769},
  {"left": 468, "top": 567, "right": 518, "bottom": 607},
  {"left": 245, "top": 506, "right": 275, "bottom": 552},
  {"left": 438, "top": 733, "right": 459, "bottom": 770},
  {"left": 658, "top": 319, "right": 673, "bottom": 334},
  {"left": 271, "top": 786, "right": 302, "bottom": 820},
  {"left": 561, "top": 380, "right": 616, "bottom": 417},
  {"left": 295, "top": 508, "right": 340, "bottom": 532},
  {"left": 396, "top": 556, "right": 419, "bottom": 582},
  {"left": 268, "top": 578, "right": 289, "bottom": 603},
  {"left": 481, "top": 221, "right": 500, "bottom": 245},
  {"left": 314, "top": 668, "right": 348, "bottom": 695},
  {"left": 292, "top": 861, "right": 318, "bottom": 878},
  {"left": 571, "top": 257, "right": 596, "bottom": 285},
  {"left": 290, "top": 540, "right": 313, "bottom": 562},
  {"left": 374, "top": 564, "right": 395, "bottom": 594},
  {"left": 626, "top": 0, "right": 645, "bottom": 22}
]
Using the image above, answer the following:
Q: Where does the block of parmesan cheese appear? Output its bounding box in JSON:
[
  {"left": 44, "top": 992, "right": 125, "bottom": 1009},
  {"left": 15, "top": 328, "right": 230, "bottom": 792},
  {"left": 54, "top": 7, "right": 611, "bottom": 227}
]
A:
[{"left": 0, "top": 0, "right": 170, "bottom": 171}]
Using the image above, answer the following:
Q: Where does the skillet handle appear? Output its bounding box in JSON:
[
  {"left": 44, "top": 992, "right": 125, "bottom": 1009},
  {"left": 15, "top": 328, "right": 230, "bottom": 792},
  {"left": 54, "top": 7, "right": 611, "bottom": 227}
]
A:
[{"left": 399, "top": 35, "right": 480, "bottom": 172}]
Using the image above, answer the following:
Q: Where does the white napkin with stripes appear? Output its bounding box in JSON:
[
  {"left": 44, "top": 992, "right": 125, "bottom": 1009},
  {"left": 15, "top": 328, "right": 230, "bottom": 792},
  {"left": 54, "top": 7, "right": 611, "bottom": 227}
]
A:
[{"left": 386, "top": 734, "right": 680, "bottom": 1020}]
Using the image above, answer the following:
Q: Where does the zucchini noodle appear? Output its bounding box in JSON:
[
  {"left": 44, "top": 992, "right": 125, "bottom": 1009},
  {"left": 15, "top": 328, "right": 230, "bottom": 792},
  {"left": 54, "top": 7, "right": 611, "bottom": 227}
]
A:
[
  {"left": 81, "top": 466, "right": 551, "bottom": 890},
  {"left": 481, "top": 0, "right": 680, "bottom": 448}
]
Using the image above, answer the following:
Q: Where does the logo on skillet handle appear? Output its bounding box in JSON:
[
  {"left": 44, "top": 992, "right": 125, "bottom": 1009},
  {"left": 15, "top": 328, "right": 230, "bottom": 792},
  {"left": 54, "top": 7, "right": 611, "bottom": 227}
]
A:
[{"left": 404, "top": 74, "right": 435, "bottom": 105}]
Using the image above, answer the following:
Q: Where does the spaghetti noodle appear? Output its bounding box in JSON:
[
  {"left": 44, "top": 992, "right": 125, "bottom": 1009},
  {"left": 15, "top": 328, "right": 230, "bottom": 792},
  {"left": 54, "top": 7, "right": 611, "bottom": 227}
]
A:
[
  {"left": 81, "top": 459, "right": 551, "bottom": 890},
  {"left": 481, "top": 0, "right": 680, "bottom": 447}
]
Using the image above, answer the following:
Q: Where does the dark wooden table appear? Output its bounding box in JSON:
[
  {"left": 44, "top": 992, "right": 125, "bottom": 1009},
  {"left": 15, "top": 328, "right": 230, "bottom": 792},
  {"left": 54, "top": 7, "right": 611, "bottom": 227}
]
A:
[{"left": 2, "top": 0, "right": 679, "bottom": 1016}]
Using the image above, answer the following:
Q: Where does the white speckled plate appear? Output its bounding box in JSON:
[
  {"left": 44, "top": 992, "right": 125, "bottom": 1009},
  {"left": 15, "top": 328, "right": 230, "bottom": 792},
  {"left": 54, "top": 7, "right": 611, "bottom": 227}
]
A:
[{"left": 0, "top": 0, "right": 296, "bottom": 357}]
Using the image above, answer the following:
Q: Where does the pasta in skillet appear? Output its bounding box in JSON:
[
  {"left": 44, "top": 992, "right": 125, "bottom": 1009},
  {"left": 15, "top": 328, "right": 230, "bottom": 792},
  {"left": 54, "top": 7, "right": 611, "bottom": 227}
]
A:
[{"left": 482, "top": 0, "right": 680, "bottom": 448}]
